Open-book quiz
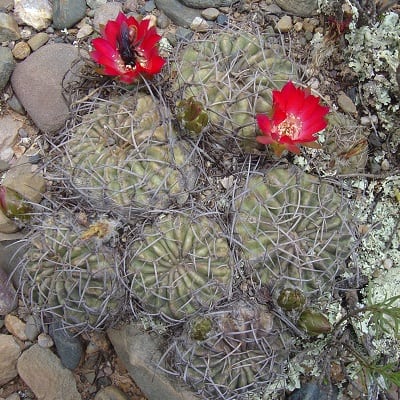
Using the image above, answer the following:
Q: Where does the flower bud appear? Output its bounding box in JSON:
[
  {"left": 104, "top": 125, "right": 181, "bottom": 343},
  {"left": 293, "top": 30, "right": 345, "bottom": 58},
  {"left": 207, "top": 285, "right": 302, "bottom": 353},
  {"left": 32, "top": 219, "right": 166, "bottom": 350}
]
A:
[
  {"left": 190, "top": 317, "right": 212, "bottom": 341},
  {"left": 298, "top": 309, "right": 332, "bottom": 336},
  {"left": 277, "top": 288, "right": 306, "bottom": 311}
]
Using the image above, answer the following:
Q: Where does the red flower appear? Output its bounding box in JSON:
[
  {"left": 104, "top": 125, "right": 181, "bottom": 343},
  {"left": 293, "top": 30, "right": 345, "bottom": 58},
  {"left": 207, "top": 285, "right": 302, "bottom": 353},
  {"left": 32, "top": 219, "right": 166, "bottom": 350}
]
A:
[
  {"left": 90, "top": 12, "right": 166, "bottom": 83},
  {"left": 256, "top": 81, "right": 329, "bottom": 156}
]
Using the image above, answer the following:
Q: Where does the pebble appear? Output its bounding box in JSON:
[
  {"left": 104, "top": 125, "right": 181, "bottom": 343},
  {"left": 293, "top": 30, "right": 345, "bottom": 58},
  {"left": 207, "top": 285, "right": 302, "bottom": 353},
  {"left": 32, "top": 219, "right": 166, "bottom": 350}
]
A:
[
  {"left": 0, "top": 12, "right": 20, "bottom": 41},
  {"left": 201, "top": 7, "right": 219, "bottom": 21},
  {"left": 0, "top": 112, "right": 23, "bottom": 162},
  {"left": 180, "top": 0, "right": 236, "bottom": 6},
  {"left": 275, "top": 15, "right": 292, "bottom": 32},
  {"left": 216, "top": 13, "right": 228, "bottom": 25},
  {"left": 155, "top": 0, "right": 201, "bottom": 28},
  {"left": 17, "top": 344, "right": 82, "bottom": 400},
  {"left": 92, "top": 2, "right": 122, "bottom": 32},
  {"left": 190, "top": 16, "right": 209, "bottom": 32},
  {"left": 52, "top": 0, "right": 86, "bottom": 29},
  {"left": 0, "top": 334, "right": 21, "bottom": 386},
  {"left": 144, "top": 0, "right": 156, "bottom": 12},
  {"left": 24, "top": 315, "right": 41, "bottom": 341},
  {"left": 94, "top": 386, "right": 128, "bottom": 400},
  {"left": 0, "top": 268, "right": 17, "bottom": 315},
  {"left": 13, "top": 0, "right": 52, "bottom": 30},
  {"left": 11, "top": 40, "right": 31, "bottom": 60},
  {"left": 76, "top": 23, "right": 94, "bottom": 39},
  {"left": 156, "top": 12, "right": 170, "bottom": 29},
  {"left": 49, "top": 320, "right": 83, "bottom": 370},
  {"left": 274, "top": 0, "right": 318, "bottom": 17},
  {"left": 4, "top": 314, "right": 28, "bottom": 341},
  {"left": 6, "top": 94, "right": 25, "bottom": 115},
  {"left": 27, "top": 32, "right": 49, "bottom": 50},
  {"left": 86, "top": 0, "right": 107, "bottom": 9},
  {"left": 0, "top": 46, "right": 16, "bottom": 90},
  {"left": 37, "top": 332, "right": 54, "bottom": 348},
  {"left": 337, "top": 91, "right": 357, "bottom": 114}
]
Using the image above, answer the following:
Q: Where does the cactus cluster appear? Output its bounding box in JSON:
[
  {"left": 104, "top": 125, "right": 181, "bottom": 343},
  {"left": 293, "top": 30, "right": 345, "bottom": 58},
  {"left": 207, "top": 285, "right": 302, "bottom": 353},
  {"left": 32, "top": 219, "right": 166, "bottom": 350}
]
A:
[
  {"left": 19, "top": 212, "right": 124, "bottom": 330},
  {"left": 15, "top": 25, "right": 360, "bottom": 400},
  {"left": 170, "top": 30, "right": 297, "bottom": 153}
]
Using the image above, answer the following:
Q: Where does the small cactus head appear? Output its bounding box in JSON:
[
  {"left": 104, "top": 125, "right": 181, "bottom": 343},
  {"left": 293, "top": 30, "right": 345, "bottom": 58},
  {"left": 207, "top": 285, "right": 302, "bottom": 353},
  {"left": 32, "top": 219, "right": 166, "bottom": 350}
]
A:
[
  {"left": 125, "top": 213, "right": 232, "bottom": 321},
  {"left": 176, "top": 97, "right": 209, "bottom": 135},
  {"left": 297, "top": 308, "right": 332, "bottom": 336},
  {"left": 277, "top": 288, "right": 306, "bottom": 311}
]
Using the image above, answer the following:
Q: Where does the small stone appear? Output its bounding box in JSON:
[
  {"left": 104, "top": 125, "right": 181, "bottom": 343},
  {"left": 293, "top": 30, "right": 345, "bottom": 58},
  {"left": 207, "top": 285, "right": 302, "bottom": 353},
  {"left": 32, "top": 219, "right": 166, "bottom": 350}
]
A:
[
  {"left": 0, "top": 46, "right": 15, "bottom": 91},
  {"left": 37, "top": 333, "right": 54, "bottom": 348},
  {"left": 19, "top": 27, "right": 32, "bottom": 39},
  {"left": 175, "top": 27, "right": 193, "bottom": 41},
  {"left": 0, "top": 268, "right": 17, "bottom": 315},
  {"left": 275, "top": 15, "right": 293, "bottom": 32},
  {"left": 201, "top": 8, "right": 219, "bottom": 21},
  {"left": 4, "top": 314, "right": 28, "bottom": 341},
  {"left": 0, "top": 12, "right": 20, "bottom": 41},
  {"left": 180, "top": 0, "right": 236, "bottom": 6},
  {"left": 216, "top": 13, "right": 228, "bottom": 26},
  {"left": 87, "top": 0, "right": 107, "bottom": 9},
  {"left": 27, "top": 32, "right": 49, "bottom": 51},
  {"left": 11, "top": 41, "right": 31, "bottom": 60},
  {"left": 294, "top": 21, "right": 303, "bottom": 31},
  {"left": 381, "top": 159, "right": 390, "bottom": 172},
  {"left": 0, "top": 111, "right": 23, "bottom": 162},
  {"left": 274, "top": 0, "right": 318, "bottom": 17},
  {"left": 190, "top": 16, "right": 209, "bottom": 32},
  {"left": 24, "top": 315, "right": 41, "bottom": 341},
  {"left": 76, "top": 24, "right": 93, "bottom": 39},
  {"left": 6, "top": 95, "right": 25, "bottom": 115},
  {"left": 14, "top": 0, "right": 52, "bottom": 30},
  {"left": 144, "top": 0, "right": 155, "bottom": 12},
  {"left": 156, "top": 12, "right": 170, "bottom": 29},
  {"left": 94, "top": 386, "right": 129, "bottom": 400},
  {"left": 0, "top": 334, "right": 21, "bottom": 386},
  {"left": 52, "top": 0, "right": 87, "bottom": 29},
  {"left": 337, "top": 91, "right": 357, "bottom": 114},
  {"left": 93, "top": 2, "right": 123, "bottom": 33}
]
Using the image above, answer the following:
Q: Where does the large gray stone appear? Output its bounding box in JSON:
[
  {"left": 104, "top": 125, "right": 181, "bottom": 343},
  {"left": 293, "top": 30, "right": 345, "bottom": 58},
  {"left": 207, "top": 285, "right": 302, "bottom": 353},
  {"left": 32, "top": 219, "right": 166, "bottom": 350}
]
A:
[
  {"left": 52, "top": 0, "right": 87, "bottom": 29},
  {"left": 0, "top": 47, "right": 15, "bottom": 90},
  {"left": 274, "top": 0, "right": 318, "bottom": 17},
  {"left": 179, "top": 0, "right": 237, "bottom": 7},
  {"left": 108, "top": 323, "right": 198, "bottom": 400},
  {"left": 11, "top": 43, "right": 83, "bottom": 134},
  {"left": 17, "top": 344, "right": 82, "bottom": 400},
  {"left": 155, "top": 0, "right": 200, "bottom": 28}
]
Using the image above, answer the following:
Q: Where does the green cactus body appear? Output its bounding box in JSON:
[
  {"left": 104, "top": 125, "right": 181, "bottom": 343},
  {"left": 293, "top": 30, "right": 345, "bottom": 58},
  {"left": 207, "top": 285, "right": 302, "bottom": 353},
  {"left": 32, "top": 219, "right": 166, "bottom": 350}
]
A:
[
  {"left": 126, "top": 214, "right": 232, "bottom": 321},
  {"left": 171, "top": 30, "right": 297, "bottom": 152},
  {"left": 63, "top": 92, "right": 198, "bottom": 216},
  {"left": 233, "top": 167, "right": 354, "bottom": 294},
  {"left": 172, "top": 300, "right": 290, "bottom": 397},
  {"left": 21, "top": 214, "right": 124, "bottom": 329}
]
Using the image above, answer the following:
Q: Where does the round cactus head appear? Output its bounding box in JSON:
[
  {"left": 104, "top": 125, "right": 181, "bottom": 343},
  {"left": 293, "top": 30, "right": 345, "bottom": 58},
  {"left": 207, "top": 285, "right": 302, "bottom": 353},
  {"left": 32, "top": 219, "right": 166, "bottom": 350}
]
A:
[
  {"left": 170, "top": 29, "right": 297, "bottom": 154},
  {"left": 125, "top": 213, "right": 232, "bottom": 321},
  {"left": 170, "top": 300, "right": 292, "bottom": 398},
  {"left": 62, "top": 92, "right": 199, "bottom": 218},
  {"left": 19, "top": 212, "right": 125, "bottom": 331},
  {"left": 232, "top": 166, "right": 355, "bottom": 296}
]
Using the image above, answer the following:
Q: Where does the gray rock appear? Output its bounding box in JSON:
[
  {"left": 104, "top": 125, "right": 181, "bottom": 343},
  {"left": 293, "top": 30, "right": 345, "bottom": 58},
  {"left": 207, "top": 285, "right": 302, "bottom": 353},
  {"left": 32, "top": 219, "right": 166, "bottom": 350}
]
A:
[
  {"left": 0, "top": 0, "right": 14, "bottom": 11},
  {"left": 14, "top": 0, "right": 52, "bottom": 30},
  {"left": 190, "top": 16, "right": 210, "bottom": 32},
  {"left": 27, "top": 32, "right": 49, "bottom": 51},
  {"left": 288, "top": 383, "right": 338, "bottom": 400},
  {"left": 179, "top": 0, "right": 238, "bottom": 7},
  {"left": 52, "top": 0, "right": 87, "bottom": 29},
  {"left": 11, "top": 43, "right": 84, "bottom": 134},
  {"left": 93, "top": 2, "right": 122, "bottom": 33},
  {"left": 337, "top": 91, "right": 357, "bottom": 114},
  {"left": 94, "top": 386, "right": 128, "bottom": 400},
  {"left": 6, "top": 94, "right": 25, "bottom": 115},
  {"left": 274, "top": 0, "right": 318, "bottom": 17},
  {"left": 0, "top": 334, "right": 21, "bottom": 386},
  {"left": 155, "top": 0, "right": 200, "bottom": 28},
  {"left": 108, "top": 323, "right": 197, "bottom": 400},
  {"left": 4, "top": 314, "right": 27, "bottom": 341},
  {"left": 275, "top": 15, "right": 293, "bottom": 32},
  {"left": 0, "top": 268, "right": 17, "bottom": 315},
  {"left": 201, "top": 7, "right": 219, "bottom": 21},
  {"left": 24, "top": 315, "right": 41, "bottom": 341},
  {"left": 216, "top": 13, "right": 228, "bottom": 25},
  {"left": 0, "top": 12, "right": 20, "bottom": 41},
  {"left": 156, "top": 12, "right": 170, "bottom": 29},
  {"left": 0, "top": 111, "right": 23, "bottom": 162},
  {"left": 86, "top": 0, "right": 107, "bottom": 9},
  {"left": 17, "top": 344, "right": 82, "bottom": 400},
  {"left": 49, "top": 320, "right": 83, "bottom": 370},
  {"left": 0, "top": 46, "right": 15, "bottom": 91},
  {"left": 144, "top": 0, "right": 156, "bottom": 12}
]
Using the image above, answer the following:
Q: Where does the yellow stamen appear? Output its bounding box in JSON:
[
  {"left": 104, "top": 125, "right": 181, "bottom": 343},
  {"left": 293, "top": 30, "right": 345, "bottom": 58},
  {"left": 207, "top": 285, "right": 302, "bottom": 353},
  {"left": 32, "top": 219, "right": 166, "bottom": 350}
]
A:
[{"left": 276, "top": 113, "right": 302, "bottom": 140}]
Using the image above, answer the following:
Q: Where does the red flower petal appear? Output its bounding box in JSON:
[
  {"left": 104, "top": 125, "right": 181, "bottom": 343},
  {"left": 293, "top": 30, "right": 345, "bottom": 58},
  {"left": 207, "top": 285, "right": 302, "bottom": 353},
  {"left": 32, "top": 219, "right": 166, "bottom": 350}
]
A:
[{"left": 256, "top": 114, "right": 272, "bottom": 134}]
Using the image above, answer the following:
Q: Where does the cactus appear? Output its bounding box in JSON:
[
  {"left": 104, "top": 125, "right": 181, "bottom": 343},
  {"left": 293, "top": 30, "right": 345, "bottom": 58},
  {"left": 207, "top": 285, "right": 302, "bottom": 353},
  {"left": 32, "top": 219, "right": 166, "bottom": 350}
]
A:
[
  {"left": 125, "top": 213, "right": 232, "bottom": 321},
  {"left": 170, "top": 30, "right": 297, "bottom": 153},
  {"left": 19, "top": 212, "right": 125, "bottom": 330},
  {"left": 232, "top": 166, "right": 354, "bottom": 295},
  {"left": 62, "top": 92, "right": 199, "bottom": 217},
  {"left": 170, "top": 300, "right": 291, "bottom": 398}
]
